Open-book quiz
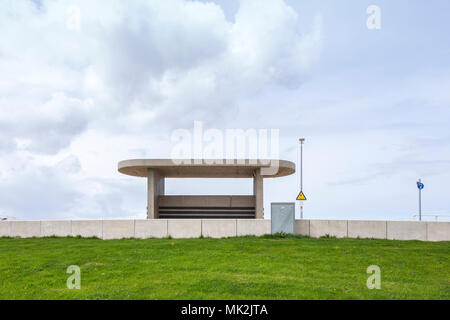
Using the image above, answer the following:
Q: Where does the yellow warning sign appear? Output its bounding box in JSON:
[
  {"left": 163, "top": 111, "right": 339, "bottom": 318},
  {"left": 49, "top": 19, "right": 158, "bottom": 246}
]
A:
[{"left": 296, "top": 191, "right": 307, "bottom": 201}]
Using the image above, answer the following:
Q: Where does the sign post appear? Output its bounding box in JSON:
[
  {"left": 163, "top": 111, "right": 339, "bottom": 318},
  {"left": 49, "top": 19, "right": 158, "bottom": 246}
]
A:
[
  {"left": 417, "top": 179, "right": 424, "bottom": 221},
  {"left": 297, "top": 138, "right": 307, "bottom": 219}
]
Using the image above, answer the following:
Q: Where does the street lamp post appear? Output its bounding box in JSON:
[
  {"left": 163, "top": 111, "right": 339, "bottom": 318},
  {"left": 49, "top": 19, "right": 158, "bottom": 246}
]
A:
[{"left": 299, "top": 138, "right": 305, "bottom": 219}]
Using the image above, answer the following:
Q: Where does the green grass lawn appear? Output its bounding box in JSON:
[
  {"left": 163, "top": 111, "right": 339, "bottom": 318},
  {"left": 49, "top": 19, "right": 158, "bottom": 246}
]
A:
[{"left": 0, "top": 235, "right": 448, "bottom": 300}]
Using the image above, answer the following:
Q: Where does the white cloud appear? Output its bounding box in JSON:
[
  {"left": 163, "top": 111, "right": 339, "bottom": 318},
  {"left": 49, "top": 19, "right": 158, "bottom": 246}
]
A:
[
  {"left": 0, "top": 0, "right": 323, "bottom": 219},
  {"left": 0, "top": 0, "right": 448, "bottom": 222},
  {"left": 0, "top": 92, "right": 92, "bottom": 154}
]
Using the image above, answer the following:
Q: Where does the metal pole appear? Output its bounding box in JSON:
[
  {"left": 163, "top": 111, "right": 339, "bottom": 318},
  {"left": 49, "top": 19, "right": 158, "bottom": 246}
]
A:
[
  {"left": 417, "top": 178, "right": 422, "bottom": 221},
  {"left": 419, "top": 188, "right": 422, "bottom": 222},
  {"left": 299, "top": 138, "right": 305, "bottom": 219},
  {"left": 300, "top": 142, "right": 303, "bottom": 191}
]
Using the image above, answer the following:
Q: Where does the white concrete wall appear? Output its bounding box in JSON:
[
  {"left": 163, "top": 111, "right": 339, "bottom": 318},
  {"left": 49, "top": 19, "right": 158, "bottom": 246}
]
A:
[
  {"left": 168, "top": 219, "right": 201, "bottom": 238},
  {"left": 237, "top": 219, "right": 270, "bottom": 236},
  {"left": 0, "top": 221, "right": 11, "bottom": 237},
  {"left": 72, "top": 220, "right": 102, "bottom": 238},
  {"left": 102, "top": 220, "right": 135, "bottom": 240},
  {"left": 135, "top": 219, "right": 168, "bottom": 239},
  {"left": 427, "top": 222, "right": 450, "bottom": 242},
  {"left": 0, "top": 219, "right": 448, "bottom": 241},
  {"left": 347, "top": 220, "right": 387, "bottom": 239},
  {"left": 310, "top": 220, "right": 348, "bottom": 238},
  {"left": 41, "top": 220, "right": 71, "bottom": 237},
  {"left": 11, "top": 221, "right": 41, "bottom": 238},
  {"left": 202, "top": 219, "right": 236, "bottom": 238},
  {"left": 387, "top": 221, "right": 427, "bottom": 241},
  {"left": 294, "top": 219, "right": 310, "bottom": 236}
]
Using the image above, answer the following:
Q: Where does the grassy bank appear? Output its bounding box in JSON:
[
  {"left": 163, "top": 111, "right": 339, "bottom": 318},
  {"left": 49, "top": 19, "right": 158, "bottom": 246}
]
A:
[{"left": 0, "top": 235, "right": 448, "bottom": 299}]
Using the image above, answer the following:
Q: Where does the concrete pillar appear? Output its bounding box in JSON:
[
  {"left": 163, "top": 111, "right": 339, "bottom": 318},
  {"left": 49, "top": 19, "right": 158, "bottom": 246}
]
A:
[
  {"left": 147, "top": 169, "right": 165, "bottom": 219},
  {"left": 253, "top": 169, "right": 264, "bottom": 219}
]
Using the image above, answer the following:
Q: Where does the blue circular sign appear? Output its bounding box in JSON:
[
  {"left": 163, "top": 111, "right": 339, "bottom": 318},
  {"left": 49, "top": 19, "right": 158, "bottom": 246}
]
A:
[{"left": 417, "top": 182, "right": 424, "bottom": 190}]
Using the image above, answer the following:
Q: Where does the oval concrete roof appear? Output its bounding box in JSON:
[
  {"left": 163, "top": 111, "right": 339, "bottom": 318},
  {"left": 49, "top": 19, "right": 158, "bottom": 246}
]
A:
[{"left": 118, "top": 159, "right": 295, "bottom": 178}]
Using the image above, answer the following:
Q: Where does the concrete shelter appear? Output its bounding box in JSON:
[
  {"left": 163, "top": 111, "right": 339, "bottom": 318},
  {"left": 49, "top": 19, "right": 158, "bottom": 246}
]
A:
[{"left": 118, "top": 159, "right": 296, "bottom": 219}]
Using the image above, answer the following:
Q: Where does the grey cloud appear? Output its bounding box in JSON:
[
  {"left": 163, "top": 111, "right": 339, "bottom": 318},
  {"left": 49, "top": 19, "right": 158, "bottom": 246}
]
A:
[
  {"left": 87, "top": 0, "right": 322, "bottom": 130},
  {"left": 0, "top": 0, "right": 323, "bottom": 220},
  {"left": 0, "top": 135, "right": 15, "bottom": 153},
  {"left": 0, "top": 155, "right": 143, "bottom": 220},
  {"left": 0, "top": 93, "right": 90, "bottom": 154},
  {"left": 1, "top": 0, "right": 323, "bottom": 144},
  {"left": 0, "top": 162, "right": 82, "bottom": 219}
]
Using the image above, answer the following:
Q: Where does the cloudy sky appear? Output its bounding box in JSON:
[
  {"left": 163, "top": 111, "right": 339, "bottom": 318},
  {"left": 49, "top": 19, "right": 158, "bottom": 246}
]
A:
[{"left": 1, "top": 0, "right": 449, "bottom": 221}]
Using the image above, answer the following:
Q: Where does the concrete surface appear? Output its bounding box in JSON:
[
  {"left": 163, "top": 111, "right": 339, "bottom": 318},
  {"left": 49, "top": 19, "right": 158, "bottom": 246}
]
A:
[
  {"left": 11, "top": 221, "right": 41, "bottom": 238},
  {"left": 202, "top": 219, "right": 237, "bottom": 238},
  {"left": 72, "top": 220, "right": 102, "bottom": 238},
  {"left": 119, "top": 159, "right": 295, "bottom": 219},
  {"left": 347, "top": 220, "right": 387, "bottom": 239},
  {"left": 310, "top": 220, "right": 348, "bottom": 238},
  {"left": 102, "top": 220, "right": 135, "bottom": 240},
  {"left": 237, "top": 219, "right": 271, "bottom": 236},
  {"left": 41, "top": 220, "right": 71, "bottom": 237},
  {"left": 294, "top": 219, "right": 310, "bottom": 236},
  {"left": 0, "top": 221, "right": 11, "bottom": 237},
  {"left": 253, "top": 168, "right": 264, "bottom": 219},
  {"left": 168, "top": 219, "right": 202, "bottom": 238},
  {"left": 159, "top": 195, "right": 255, "bottom": 208},
  {"left": 1, "top": 219, "right": 448, "bottom": 241},
  {"left": 118, "top": 159, "right": 296, "bottom": 178},
  {"left": 426, "top": 222, "right": 450, "bottom": 241},
  {"left": 135, "top": 219, "right": 168, "bottom": 238},
  {"left": 387, "top": 221, "right": 427, "bottom": 241},
  {"left": 147, "top": 169, "right": 165, "bottom": 219}
]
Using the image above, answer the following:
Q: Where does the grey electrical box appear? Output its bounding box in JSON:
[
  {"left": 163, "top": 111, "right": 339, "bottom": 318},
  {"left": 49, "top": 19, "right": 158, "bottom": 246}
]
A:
[{"left": 271, "top": 202, "right": 295, "bottom": 234}]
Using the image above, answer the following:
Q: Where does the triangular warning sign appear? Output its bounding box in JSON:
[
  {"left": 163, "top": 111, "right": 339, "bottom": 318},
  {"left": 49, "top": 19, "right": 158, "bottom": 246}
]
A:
[{"left": 296, "top": 191, "right": 307, "bottom": 201}]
